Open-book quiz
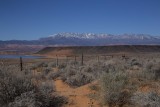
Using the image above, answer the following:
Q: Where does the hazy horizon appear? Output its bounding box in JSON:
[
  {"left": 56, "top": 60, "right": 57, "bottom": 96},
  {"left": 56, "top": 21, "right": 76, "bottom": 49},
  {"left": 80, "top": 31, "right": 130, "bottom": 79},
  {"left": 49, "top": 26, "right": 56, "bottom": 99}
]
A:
[{"left": 0, "top": 0, "right": 160, "bottom": 40}]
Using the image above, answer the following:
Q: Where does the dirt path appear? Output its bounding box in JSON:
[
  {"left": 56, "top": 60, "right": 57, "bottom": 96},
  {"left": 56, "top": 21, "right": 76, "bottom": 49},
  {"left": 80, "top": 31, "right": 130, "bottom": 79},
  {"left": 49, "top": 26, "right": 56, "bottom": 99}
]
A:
[{"left": 54, "top": 79, "right": 101, "bottom": 107}]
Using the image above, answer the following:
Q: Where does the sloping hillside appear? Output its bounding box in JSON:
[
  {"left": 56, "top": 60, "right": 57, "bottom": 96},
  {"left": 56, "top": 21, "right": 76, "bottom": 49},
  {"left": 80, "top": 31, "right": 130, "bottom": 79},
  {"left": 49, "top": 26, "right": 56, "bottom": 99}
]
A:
[{"left": 37, "top": 45, "right": 160, "bottom": 56}]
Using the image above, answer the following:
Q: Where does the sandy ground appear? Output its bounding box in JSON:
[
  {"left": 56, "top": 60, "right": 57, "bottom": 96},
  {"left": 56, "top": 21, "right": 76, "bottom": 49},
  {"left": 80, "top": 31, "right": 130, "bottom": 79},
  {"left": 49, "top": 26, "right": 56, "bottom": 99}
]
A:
[{"left": 54, "top": 79, "right": 101, "bottom": 107}]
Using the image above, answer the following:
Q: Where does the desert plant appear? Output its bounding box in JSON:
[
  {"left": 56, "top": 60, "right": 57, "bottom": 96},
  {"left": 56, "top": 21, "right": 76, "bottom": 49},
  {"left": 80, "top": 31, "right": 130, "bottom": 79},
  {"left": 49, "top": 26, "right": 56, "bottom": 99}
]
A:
[
  {"left": 100, "top": 71, "right": 131, "bottom": 107},
  {"left": 0, "top": 65, "right": 66, "bottom": 107},
  {"left": 47, "top": 71, "right": 62, "bottom": 80},
  {"left": 8, "top": 91, "right": 36, "bottom": 107},
  {"left": 58, "top": 63, "right": 67, "bottom": 69},
  {"left": 130, "top": 59, "right": 141, "bottom": 66},
  {"left": 35, "top": 81, "right": 66, "bottom": 107},
  {"left": 89, "top": 84, "right": 99, "bottom": 91},
  {"left": 65, "top": 71, "right": 94, "bottom": 87},
  {"left": 144, "top": 63, "right": 160, "bottom": 80},
  {"left": 30, "top": 62, "right": 48, "bottom": 70},
  {"left": 60, "top": 65, "right": 95, "bottom": 87},
  {"left": 48, "top": 62, "right": 56, "bottom": 68},
  {"left": 0, "top": 69, "right": 34, "bottom": 106},
  {"left": 131, "top": 91, "right": 160, "bottom": 107}
]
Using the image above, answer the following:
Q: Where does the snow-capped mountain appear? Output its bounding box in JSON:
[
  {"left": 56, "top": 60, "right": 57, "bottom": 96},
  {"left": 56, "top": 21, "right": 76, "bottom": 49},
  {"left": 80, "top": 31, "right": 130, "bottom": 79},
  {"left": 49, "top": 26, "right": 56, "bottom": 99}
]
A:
[
  {"left": 44, "top": 33, "right": 111, "bottom": 39},
  {"left": 1, "top": 33, "right": 160, "bottom": 46},
  {"left": 41, "top": 33, "right": 160, "bottom": 40},
  {"left": 1, "top": 33, "right": 159, "bottom": 54},
  {"left": 37, "top": 33, "right": 160, "bottom": 45}
]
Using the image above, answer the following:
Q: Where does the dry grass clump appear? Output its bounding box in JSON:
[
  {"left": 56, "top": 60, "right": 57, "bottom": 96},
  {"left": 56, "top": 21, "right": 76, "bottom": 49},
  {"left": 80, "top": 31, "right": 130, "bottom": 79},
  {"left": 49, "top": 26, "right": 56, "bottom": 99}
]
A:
[{"left": 0, "top": 65, "right": 66, "bottom": 107}]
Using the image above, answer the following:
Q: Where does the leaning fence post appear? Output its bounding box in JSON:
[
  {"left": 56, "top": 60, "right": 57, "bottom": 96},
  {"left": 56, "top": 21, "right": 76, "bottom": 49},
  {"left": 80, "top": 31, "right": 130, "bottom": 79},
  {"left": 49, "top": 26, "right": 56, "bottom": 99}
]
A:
[
  {"left": 20, "top": 57, "right": 23, "bottom": 71},
  {"left": 81, "top": 53, "right": 83, "bottom": 65}
]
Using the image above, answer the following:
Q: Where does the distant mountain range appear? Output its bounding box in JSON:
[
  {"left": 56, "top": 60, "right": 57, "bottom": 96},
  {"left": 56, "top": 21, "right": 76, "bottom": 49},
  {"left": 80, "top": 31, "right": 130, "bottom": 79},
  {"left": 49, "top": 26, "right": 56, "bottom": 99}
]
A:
[
  {"left": 1, "top": 33, "right": 160, "bottom": 46},
  {"left": 0, "top": 33, "right": 160, "bottom": 54}
]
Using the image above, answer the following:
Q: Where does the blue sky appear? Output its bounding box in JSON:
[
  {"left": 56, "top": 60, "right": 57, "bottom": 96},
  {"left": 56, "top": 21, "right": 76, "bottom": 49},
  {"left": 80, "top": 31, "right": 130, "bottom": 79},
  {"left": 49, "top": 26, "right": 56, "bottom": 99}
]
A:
[{"left": 0, "top": 0, "right": 160, "bottom": 40}]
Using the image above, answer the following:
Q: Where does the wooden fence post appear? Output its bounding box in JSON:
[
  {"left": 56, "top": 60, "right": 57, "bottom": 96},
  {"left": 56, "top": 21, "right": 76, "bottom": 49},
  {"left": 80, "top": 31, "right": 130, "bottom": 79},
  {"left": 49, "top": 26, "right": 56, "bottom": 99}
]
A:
[
  {"left": 56, "top": 55, "right": 58, "bottom": 67},
  {"left": 20, "top": 57, "right": 23, "bottom": 71},
  {"left": 81, "top": 53, "right": 83, "bottom": 65},
  {"left": 74, "top": 56, "right": 77, "bottom": 64},
  {"left": 97, "top": 55, "right": 99, "bottom": 63}
]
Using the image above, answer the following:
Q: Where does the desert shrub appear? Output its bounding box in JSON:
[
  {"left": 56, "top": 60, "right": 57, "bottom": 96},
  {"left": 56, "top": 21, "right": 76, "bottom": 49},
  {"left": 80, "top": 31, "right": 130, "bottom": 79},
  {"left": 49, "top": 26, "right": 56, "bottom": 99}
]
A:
[
  {"left": 34, "top": 70, "right": 50, "bottom": 80},
  {"left": 65, "top": 71, "right": 94, "bottom": 87},
  {"left": 7, "top": 81, "right": 66, "bottom": 107},
  {"left": 60, "top": 65, "right": 77, "bottom": 81},
  {"left": 48, "top": 62, "right": 56, "bottom": 68},
  {"left": 0, "top": 66, "right": 66, "bottom": 107},
  {"left": 57, "top": 57, "right": 132, "bottom": 88},
  {"left": 143, "top": 63, "right": 160, "bottom": 80},
  {"left": 132, "top": 61, "right": 141, "bottom": 67},
  {"left": 58, "top": 63, "right": 67, "bottom": 69},
  {"left": 0, "top": 69, "right": 34, "bottom": 106},
  {"left": 42, "top": 67, "right": 52, "bottom": 75},
  {"left": 67, "top": 60, "right": 81, "bottom": 66},
  {"left": 37, "top": 67, "right": 53, "bottom": 80},
  {"left": 47, "top": 71, "right": 62, "bottom": 80},
  {"left": 128, "top": 58, "right": 142, "bottom": 68},
  {"left": 35, "top": 81, "right": 66, "bottom": 107},
  {"left": 30, "top": 62, "right": 48, "bottom": 70},
  {"left": 60, "top": 65, "right": 95, "bottom": 87},
  {"left": 37, "top": 62, "right": 48, "bottom": 68},
  {"left": 148, "top": 63, "right": 160, "bottom": 80},
  {"left": 100, "top": 71, "right": 132, "bottom": 106},
  {"left": 8, "top": 91, "right": 36, "bottom": 107},
  {"left": 83, "top": 60, "right": 118, "bottom": 78},
  {"left": 146, "top": 62, "right": 154, "bottom": 70},
  {"left": 89, "top": 84, "right": 99, "bottom": 91},
  {"left": 83, "top": 66, "right": 93, "bottom": 73},
  {"left": 60, "top": 59, "right": 126, "bottom": 87},
  {"left": 131, "top": 91, "right": 160, "bottom": 107}
]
